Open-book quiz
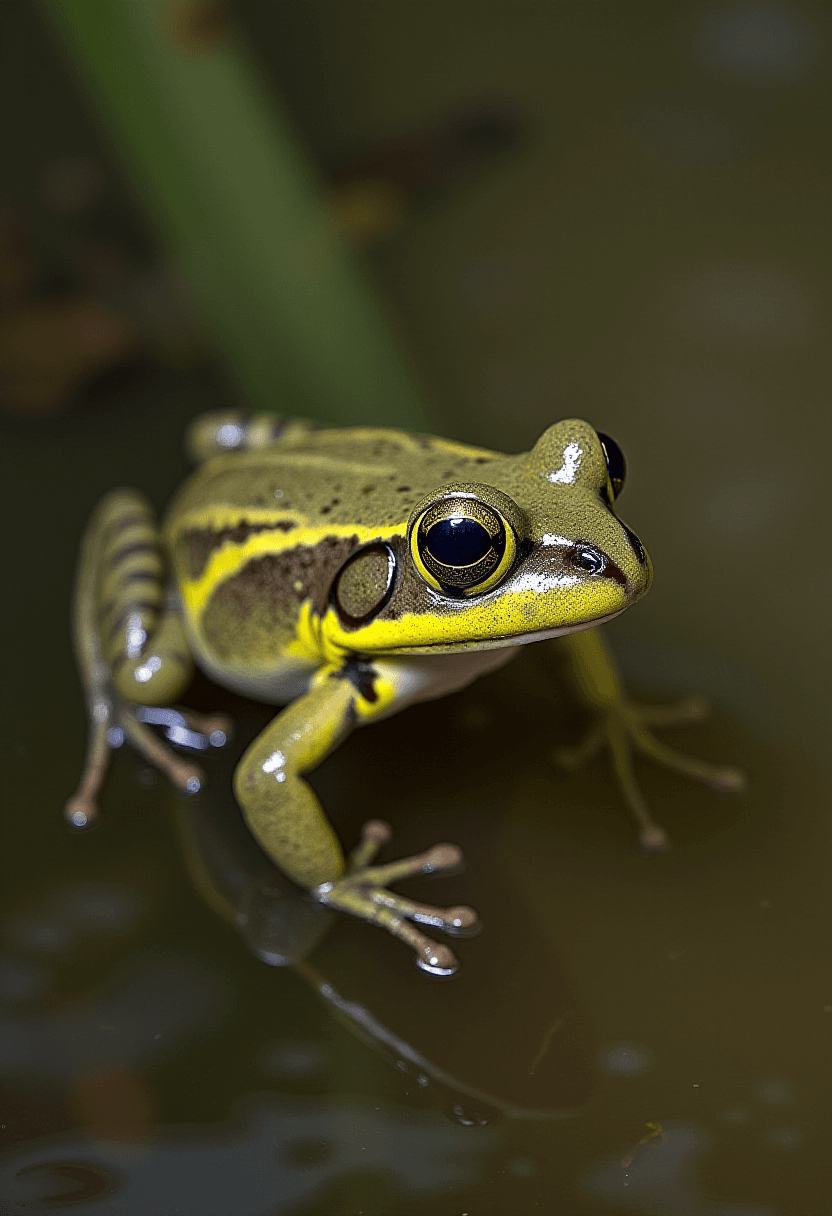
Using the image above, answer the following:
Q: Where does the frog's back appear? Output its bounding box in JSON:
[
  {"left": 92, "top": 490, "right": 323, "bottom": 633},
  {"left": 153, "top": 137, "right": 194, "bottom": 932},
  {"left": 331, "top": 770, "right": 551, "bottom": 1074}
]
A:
[{"left": 166, "top": 425, "right": 500, "bottom": 534}]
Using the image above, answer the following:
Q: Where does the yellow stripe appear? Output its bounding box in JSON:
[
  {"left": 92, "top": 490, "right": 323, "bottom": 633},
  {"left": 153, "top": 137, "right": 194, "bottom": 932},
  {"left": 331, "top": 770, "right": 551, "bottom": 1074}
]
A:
[
  {"left": 180, "top": 521, "right": 404, "bottom": 618},
  {"left": 285, "top": 600, "right": 344, "bottom": 666},
  {"left": 318, "top": 578, "right": 627, "bottom": 655}
]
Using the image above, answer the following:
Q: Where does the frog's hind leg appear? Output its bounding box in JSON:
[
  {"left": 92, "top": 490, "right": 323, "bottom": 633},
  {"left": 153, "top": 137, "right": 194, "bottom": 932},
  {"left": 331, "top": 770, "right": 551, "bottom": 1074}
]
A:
[
  {"left": 66, "top": 490, "right": 200, "bottom": 827},
  {"left": 185, "top": 412, "right": 316, "bottom": 462}
]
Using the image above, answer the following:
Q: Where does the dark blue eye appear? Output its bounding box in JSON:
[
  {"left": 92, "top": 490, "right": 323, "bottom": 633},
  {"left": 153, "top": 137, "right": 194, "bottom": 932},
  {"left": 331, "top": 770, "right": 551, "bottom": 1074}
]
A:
[
  {"left": 597, "top": 432, "right": 626, "bottom": 499},
  {"left": 425, "top": 517, "right": 492, "bottom": 567},
  {"left": 414, "top": 497, "right": 509, "bottom": 592}
]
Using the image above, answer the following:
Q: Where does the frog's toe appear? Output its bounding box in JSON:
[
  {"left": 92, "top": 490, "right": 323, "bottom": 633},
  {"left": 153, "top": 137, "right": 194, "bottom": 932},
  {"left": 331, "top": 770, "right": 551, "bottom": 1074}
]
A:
[
  {"left": 392, "top": 895, "right": 479, "bottom": 935},
  {"left": 177, "top": 708, "right": 235, "bottom": 748},
  {"left": 628, "top": 722, "right": 747, "bottom": 794},
  {"left": 362, "top": 818, "right": 393, "bottom": 845},
  {"left": 361, "top": 842, "right": 464, "bottom": 888},
  {"left": 638, "top": 824, "right": 670, "bottom": 852},
  {"left": 421, "top": 842, "right": 465, "bottom": 875},
  {"left": 64, "top": 792, "right": 98, "bottom": 829},
  {"left": 416, "top": 940, "right": 459, "bottom": 977},
  {"left": 347, "top": 819, "right": 393, "bottom": 871},
  {"left": 439, "top": 905, "right": 481, "bottom": 936},
  {"left": 63, "top": 715, "right": 113, "bottom": 828},
  {"left": 700, "top": 763, "right": 746, "bottom": 794},
  {"left": 119, "top": 707, "right": 206, "bottom": 794},
  {"left": 134, "top": 705, "right": 231, "bottom": 753}
]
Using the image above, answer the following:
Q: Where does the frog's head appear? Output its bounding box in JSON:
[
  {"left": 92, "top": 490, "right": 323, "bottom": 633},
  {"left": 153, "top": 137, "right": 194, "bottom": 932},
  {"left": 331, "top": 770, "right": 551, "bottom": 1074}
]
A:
[{"left": 327, "top": 420, "right": 652, "bottom": 654}]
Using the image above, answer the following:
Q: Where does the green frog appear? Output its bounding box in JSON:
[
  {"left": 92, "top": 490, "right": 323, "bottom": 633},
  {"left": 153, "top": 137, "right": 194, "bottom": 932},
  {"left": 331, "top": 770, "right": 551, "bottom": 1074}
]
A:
[{"left": 66, "top": 414, "right": 743, "bottom": 975}]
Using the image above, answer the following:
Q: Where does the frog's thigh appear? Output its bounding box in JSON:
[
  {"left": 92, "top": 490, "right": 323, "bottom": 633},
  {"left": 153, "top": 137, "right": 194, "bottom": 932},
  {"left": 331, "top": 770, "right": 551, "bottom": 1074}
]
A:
[
  {"left": 233, "top": 676, "right": 357, "bottom": 889},
  {"left": 86, "top": 490, "right": 193, "bottom": 706}
]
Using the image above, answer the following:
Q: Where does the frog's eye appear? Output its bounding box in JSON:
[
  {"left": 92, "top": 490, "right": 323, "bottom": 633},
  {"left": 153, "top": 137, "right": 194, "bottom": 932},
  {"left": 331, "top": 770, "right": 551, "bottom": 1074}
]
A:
[
  {"left": 597, "top": 431, "right": 626, "bottom": 500},
  {"left": 408, "top": 483, "right": 524, "bottom": 596}
]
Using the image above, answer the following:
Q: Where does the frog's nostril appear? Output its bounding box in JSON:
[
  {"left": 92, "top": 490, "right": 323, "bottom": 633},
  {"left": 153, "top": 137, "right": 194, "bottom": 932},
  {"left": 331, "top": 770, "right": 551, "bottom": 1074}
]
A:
[{"left": 571, "top": 544, "right": 606, "bottom": 575}]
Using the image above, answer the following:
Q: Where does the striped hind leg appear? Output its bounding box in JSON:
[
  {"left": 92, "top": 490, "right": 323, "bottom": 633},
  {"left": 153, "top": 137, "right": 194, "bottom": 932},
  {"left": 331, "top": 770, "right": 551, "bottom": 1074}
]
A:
[
  {"left": 66, "top": 490, "right": 212, "bottom": 827},
  {"left": 184, "top": 412, "right": 316, "bottom": 463}
]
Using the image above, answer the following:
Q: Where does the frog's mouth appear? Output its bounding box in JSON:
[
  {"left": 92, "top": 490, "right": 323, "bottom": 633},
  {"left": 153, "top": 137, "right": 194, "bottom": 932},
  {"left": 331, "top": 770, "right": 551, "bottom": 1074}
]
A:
[{"left": 375, "top": 605, "right": 627, "bottom": 656}]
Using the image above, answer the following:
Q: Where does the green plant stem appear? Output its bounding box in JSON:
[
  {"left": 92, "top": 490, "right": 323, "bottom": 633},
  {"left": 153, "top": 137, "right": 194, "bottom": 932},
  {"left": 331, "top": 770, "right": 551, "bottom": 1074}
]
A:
[{"left": 40, "top": 0, "right": 431, "bottom": 428}]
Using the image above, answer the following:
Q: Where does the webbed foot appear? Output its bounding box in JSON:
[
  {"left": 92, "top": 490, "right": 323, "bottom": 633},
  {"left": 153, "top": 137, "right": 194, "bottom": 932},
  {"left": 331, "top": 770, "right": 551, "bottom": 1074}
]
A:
[
  {"left": 553, "top": 696, "right": 746, "bottom": 850},
  {"left": 313, "top": 820, "right": 480, "bottom": 976}
]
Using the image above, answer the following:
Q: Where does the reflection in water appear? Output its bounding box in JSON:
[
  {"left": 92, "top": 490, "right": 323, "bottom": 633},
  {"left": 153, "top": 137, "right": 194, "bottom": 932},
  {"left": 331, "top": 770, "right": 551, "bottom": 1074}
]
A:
[
  {"left": 584, "top": 1123, "right": 773, "bottom": 1216},
  {"left": 628, "top": 92, "right": 755, "bottom": 169},
  {"left": 256, "top": 1040, "right": 328, "bottom": 1080},
  {"left": 0, "top": 949, "right": 233, "bottom": 1080},
  {"left": 692, "top": 4, "right": 823, "bottom": 81},
  {"left": 1, "top": 1095, "right": 496, "bottom": 1215},
  {"left": 173, "top": 722, "right": 594, "bottom": 1121},
  {"left": 764, "top": 1126, "right": 804, "bottom": 1151},
  {"left": 597, "top": 1041, "right": 655, "bottom": 1076},
  {"left": 5, "top": 883, "right": 144, "bottom": 952},
  {"left": 751, "top": 1076, "right": 796, "bottom": 1107},
  {"left": 13, "top": 1161, "right": 119, "bottom": 1208},
  {"left": 0, "top": 954, "right": 47, "bottom": 1005}
]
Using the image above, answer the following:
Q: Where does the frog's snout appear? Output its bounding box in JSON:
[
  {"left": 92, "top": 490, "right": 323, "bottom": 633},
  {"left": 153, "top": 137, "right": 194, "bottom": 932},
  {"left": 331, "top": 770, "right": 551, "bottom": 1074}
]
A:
[
  {"left": 625, "top": 532, "right": 653, "bottom": 601},
  {"left": 631, "top": 561, "right": 653, "bottom": 602}
]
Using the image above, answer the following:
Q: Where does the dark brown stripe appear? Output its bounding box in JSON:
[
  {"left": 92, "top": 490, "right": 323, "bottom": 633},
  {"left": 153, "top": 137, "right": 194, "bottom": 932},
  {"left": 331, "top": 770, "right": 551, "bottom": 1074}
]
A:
[
  {"left": 182, "top": 519, "right": 298, "bottom": 580},
  {"left": 97, "top": 590, "right": 157, "bottom": 625},
  {"left": 201, "top": 536, "right": 360, "bottom": 661},
  {"left": 121, "top": 568, "right": 161, "bottom": 585},
  {"left": 338, "top": 657, "right": 379, "bottom": 702},
  {"left": 109, "top": 540, "right": 160, "bottom": 567},
  {"left": 571, "top": 542, "right": 627, "bottom": 586},
  {"left": 105, "top": 513, "right": 151, "bottom": 541},
  {"left": 604, "top": 559, "right": 627, "bottom": 586}
]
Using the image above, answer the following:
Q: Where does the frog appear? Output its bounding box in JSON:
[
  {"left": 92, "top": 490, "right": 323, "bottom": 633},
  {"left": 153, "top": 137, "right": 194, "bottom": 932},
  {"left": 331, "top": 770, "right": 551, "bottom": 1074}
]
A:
[{"left": 66, "top": 413, "right": 744, "bottom": 975}]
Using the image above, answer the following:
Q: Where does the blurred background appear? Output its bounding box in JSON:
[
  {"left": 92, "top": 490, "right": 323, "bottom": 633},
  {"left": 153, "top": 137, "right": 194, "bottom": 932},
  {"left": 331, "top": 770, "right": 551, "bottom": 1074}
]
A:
[{"left": 2, "top": 2, "right": 831, "bottom": 1213}]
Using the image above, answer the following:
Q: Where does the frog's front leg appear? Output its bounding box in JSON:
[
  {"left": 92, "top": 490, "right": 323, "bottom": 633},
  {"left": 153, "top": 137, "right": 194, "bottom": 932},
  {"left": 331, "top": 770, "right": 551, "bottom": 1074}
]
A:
[
  {"left": 551, "top": 628, "right": 746, "bottom": 849},
  {"left": 234, "top": 669, "right": 478, "bottom": 976}
]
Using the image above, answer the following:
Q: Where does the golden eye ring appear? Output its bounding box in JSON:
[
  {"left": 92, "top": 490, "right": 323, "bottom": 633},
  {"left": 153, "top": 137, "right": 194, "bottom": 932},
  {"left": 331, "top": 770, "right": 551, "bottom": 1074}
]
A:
[{"left": 407, "top": 482, "right": 524, "bottom": 596}]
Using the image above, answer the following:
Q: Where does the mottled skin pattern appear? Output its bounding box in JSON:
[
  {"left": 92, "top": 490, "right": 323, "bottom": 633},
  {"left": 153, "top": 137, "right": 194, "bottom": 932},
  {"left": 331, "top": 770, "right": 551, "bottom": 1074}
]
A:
[{"left": 66, "top": 413, "right": 745, "bottom": 976}]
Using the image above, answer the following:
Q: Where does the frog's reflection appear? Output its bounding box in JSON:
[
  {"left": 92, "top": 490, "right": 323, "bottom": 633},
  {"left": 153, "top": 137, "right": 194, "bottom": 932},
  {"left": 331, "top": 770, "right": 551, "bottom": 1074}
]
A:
[{"left": 174, "top": 703, "right": 595, "bottom": 1122}]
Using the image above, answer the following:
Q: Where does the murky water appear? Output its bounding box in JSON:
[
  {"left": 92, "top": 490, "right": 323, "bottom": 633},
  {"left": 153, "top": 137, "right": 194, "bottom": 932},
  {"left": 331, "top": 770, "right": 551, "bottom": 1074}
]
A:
[{"left": 3, "top": 3, "right": 832, "bottom": 1213}]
